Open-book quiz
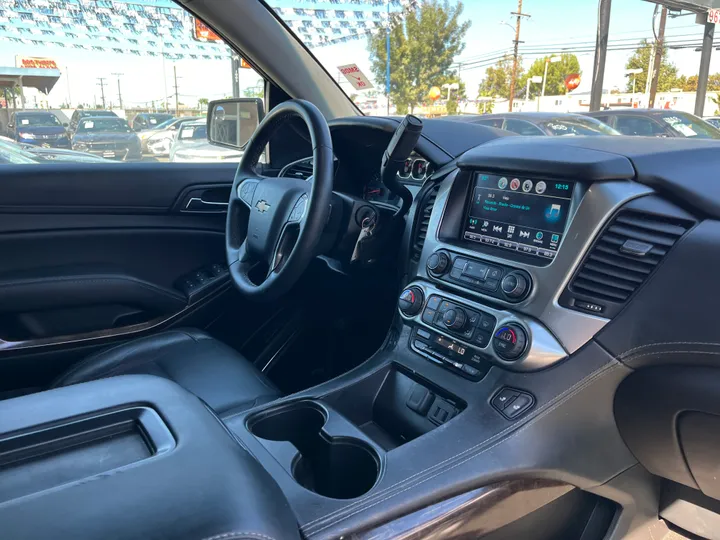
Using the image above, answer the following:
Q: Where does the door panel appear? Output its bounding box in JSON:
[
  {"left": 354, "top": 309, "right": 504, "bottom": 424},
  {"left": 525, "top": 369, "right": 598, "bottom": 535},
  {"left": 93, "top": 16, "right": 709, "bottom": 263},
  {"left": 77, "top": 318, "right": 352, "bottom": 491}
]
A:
[{"left": 0, "top": 163, "right": 240, "bottom": 388}]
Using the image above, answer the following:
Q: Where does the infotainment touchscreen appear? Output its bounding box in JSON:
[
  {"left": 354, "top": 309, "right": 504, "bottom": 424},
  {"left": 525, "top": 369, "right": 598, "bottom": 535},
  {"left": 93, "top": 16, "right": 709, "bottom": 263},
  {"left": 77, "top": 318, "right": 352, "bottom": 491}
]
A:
[{"left": 463, "top": 173, "right": 574, "bottom": 260}]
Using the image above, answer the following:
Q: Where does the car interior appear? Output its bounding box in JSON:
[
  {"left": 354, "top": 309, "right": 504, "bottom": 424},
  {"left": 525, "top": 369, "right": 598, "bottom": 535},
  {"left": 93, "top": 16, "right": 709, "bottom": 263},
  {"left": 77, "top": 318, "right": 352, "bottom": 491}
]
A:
[{"left": 4, "top": 2, "right": 720, "bottom": 540}]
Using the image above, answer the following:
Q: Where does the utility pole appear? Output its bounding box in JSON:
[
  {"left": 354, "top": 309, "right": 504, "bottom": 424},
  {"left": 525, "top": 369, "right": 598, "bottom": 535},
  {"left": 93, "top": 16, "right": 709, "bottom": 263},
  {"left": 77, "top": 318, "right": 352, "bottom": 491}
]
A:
[
  {"left": 695, "top": 13, "right": 715, "bottom": 116},
  {"left": 648, "top": 6, "right": 667, "bottom": 109},
  {"left": 231, "top": 55, "right": 240, "bottom": 98},
  {"left": 173, "top": 65, "right": 181, "bottom": 116},
  {"left": 65, "top": 66, "right": 71, "bottom": 107},
  {"left": 96, "top": 77, "right": 107, "bottom": 109},
  {"left": 508, "top": 0, "right": 530, "bottom": 112},
  {"left": 112, "top": 73, "right": 123, "bottom": 110}
]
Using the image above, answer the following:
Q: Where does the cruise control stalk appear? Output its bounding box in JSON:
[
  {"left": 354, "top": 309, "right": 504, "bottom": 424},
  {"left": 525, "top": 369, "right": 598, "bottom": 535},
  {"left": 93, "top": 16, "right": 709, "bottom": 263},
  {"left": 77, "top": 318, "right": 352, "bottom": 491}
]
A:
[{"left": 381, "top": 114, "right": 423, "bottom": 218}]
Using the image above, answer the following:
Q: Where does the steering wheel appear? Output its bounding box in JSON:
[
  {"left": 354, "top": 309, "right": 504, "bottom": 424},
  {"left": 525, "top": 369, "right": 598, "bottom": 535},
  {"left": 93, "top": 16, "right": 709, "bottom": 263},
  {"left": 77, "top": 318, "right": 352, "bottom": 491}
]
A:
[{"left": 226, "top": 99, "right": 333, "bottom": 301}]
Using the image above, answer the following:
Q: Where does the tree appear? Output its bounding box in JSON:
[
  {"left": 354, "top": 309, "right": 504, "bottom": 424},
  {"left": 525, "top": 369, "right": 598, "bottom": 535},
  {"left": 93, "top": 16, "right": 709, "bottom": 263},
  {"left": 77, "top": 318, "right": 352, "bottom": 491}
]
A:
[
  {"left": 625, "top": 40, "right": 679, "bottom": 92},
  {"left": 243, "top": 85, "right": 263, "bottom": 98},
  {"left": 678, "top": 74, "right": 720, "bottom": 92},
  {"left": 445, "top": 81, "right": 465, "bottom": 115},
  {"left": 198, "top": 97, "right": 209, "bottom": 110},
  {"left": 518, "top": 54, "right": 581, "bottom": 99},
  {"left": 477, "top": 55, "right": 524, "bottom": 100},
  {"left": 478, "top": 100, "right": 494, "bottom": 114},
  {"left": 368, "top": 0, "right": 470, "bottom": 113}
]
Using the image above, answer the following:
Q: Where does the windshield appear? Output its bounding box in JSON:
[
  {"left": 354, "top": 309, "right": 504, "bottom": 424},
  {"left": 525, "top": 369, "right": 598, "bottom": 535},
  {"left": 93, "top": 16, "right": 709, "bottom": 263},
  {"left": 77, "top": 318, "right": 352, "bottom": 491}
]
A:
[
  {"left": 541, "top": 117, "right": 620, "bottom": 136},
  {"left": 179, "top": 124, "right": 208, "bottom": 140},
  {"left": 658, "top": 112, "right": 720, "bottom": 139},
  {"left": 16, "top": 114, "right": 62, "bottom": 128},
  {"left": 144, "top": 114, "right": 173, "bottom": 125},
  {"left": 77, "top": 118, "right": 132, "bottom": 133},
  {"left": 154, "top": 118, "right": 179, "bottom": 130}
]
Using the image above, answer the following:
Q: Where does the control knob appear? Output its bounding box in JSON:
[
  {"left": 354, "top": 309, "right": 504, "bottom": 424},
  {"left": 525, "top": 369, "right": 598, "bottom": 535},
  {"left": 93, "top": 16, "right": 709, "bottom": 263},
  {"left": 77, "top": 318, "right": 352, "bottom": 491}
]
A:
[
  {"left": 442, "top": 308, "right": 467, "bottom": 331},
  {"left": 398, "top": 286, "right": 424, "bottom": 316},
  {"left": 426, "top": 250, "right": 450, "bottom": 276},
  {"left": 501, "top": 271, "right": 530, "bottom": 300},
  {"left": 492, "top": 324, "right": 528, "bottom": 361}
]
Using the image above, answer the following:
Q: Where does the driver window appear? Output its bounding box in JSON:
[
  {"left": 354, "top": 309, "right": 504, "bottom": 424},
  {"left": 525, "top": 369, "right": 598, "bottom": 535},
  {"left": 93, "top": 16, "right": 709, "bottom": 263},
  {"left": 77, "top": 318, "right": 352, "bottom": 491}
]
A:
[
  {"left": 475, "top": 118, "right": 504, "bottom": 129},
  {"left": 0, "top": 0, "right": 265, "bottom": 164},
  {"left": 503, "top": 119, "right": 544, "bottom": 136},
  {"left": 614, "top": 116, "right": 666, "bottom": 137}
]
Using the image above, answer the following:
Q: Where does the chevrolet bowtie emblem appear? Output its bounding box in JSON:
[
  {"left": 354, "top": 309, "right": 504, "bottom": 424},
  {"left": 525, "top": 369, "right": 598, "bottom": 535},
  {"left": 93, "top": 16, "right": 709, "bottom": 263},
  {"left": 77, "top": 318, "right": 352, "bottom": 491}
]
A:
[{"left": 255, "top": 200, "right": 271, "bottom": 213}]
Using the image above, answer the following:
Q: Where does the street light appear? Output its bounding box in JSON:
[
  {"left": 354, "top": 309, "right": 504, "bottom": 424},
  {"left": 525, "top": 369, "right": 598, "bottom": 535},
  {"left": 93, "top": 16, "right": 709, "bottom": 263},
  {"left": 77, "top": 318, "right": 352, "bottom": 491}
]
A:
[
  {"left": 625, "top": 68, "right": 643, "bottom": 94},
  {"left": 441, "top": 82, "right": 460, "bottom": 101},
  {"left": 526, "top": 75, "right": 542, "bottom": 110},
  {"left": 538, "top": 55, "right": 562, "bottom": 111}
]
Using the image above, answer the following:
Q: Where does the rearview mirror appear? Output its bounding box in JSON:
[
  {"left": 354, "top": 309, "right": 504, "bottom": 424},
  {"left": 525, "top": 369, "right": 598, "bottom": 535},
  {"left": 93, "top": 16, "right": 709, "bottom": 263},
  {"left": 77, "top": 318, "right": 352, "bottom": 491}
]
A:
[
  {"left": 207, "top": 98, "right": 265, "bottom": 150},
  {"left": 62, "top": 122, "right": 69, "bottom": 127}
]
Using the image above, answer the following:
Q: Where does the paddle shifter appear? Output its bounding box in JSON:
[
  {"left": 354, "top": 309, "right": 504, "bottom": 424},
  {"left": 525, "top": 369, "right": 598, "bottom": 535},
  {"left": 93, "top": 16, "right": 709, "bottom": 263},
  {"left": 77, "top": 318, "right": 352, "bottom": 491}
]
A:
[{"left": 380, "top": 114, "right": 423, "bottom": 218}]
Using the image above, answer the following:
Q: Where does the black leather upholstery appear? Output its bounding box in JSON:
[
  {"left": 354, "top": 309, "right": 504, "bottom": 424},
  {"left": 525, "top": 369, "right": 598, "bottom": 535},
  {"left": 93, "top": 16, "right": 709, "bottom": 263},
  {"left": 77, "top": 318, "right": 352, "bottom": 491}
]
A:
[
  {"left": 52, "top": 329, "right": 281, "bottom": 416},
  {"left": 0, "top": 375, "right": 301, "bottom": 540}
]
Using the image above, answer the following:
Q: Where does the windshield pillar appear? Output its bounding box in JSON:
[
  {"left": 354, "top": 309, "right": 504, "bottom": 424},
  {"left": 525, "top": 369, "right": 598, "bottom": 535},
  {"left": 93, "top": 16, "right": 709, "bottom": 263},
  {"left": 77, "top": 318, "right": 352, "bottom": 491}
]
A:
[
  {"left": 589, "top": 0, "right": 612, "bottom": 112},
  {"left": 695, "top": 15, "right": 715, "bottom": 117}
]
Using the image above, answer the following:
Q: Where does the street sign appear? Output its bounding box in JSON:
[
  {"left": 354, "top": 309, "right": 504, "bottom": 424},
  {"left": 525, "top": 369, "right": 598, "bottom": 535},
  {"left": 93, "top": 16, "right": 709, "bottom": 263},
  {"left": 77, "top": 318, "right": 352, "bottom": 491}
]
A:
[
  {"left": 709, "top": 8, "right": 720, "bottom": 24},
  {"left": 338, "top": 64, "right": 374, "bottom": 91}
]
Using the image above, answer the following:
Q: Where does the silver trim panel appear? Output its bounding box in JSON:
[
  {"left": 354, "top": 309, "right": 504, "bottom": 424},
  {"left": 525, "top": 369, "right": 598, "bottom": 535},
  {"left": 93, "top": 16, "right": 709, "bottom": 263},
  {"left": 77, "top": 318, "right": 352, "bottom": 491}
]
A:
[
  {"left": 419, "top": 177, "right": 654, "bottom": 354},
  {"left": 401, "top": 281, "right": 567, "bottom": 372}
]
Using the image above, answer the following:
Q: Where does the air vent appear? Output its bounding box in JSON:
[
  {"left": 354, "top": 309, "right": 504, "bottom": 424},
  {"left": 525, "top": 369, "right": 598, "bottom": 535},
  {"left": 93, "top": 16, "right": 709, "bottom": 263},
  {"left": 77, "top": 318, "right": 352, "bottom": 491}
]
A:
[
  {"left": 281, "top": 158, "right": 313, "bottom": 180},
  {"left": 411, "top": 184, "right": 440, "bottom": 263},
  {"left": 565, "top": 208, "right": 692, "bottom": 316}
]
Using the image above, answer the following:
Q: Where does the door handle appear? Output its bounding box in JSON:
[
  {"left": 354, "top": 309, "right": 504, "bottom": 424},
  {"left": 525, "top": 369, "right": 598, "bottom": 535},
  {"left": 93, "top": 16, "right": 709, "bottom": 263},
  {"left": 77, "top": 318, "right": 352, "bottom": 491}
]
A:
[
  {"left": 178, "top": 185, "right": 232, "bottom": 213},
  {"left": 184, "top": 197, "right": 229, "bottom": 211}
]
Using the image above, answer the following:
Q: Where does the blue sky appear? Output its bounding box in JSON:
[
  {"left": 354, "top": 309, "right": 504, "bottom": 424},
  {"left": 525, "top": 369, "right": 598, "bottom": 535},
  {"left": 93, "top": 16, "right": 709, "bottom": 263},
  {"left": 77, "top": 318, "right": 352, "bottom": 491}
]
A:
[{"left": 1, "top": 0, "right": 717, "bottom": 108}]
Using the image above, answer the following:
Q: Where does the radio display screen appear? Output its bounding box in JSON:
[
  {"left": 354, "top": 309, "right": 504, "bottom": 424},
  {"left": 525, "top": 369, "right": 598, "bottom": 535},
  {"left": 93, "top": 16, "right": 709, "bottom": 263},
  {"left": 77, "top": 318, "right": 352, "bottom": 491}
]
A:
[{"left": 463, "top": 173, "right": 574, "bottom": 260}]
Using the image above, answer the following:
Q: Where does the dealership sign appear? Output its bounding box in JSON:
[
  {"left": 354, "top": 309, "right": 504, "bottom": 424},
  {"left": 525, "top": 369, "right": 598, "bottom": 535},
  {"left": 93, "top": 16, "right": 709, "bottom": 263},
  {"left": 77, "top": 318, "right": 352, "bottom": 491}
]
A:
[{"left": 15, "top": 56, "right": 58, "bottom": 69}]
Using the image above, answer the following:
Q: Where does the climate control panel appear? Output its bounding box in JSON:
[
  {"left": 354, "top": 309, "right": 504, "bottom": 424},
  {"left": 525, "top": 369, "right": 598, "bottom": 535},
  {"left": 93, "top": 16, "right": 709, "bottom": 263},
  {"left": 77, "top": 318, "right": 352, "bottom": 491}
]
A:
[
  {"left": 421, "top": 295, "right": 496, "bottom": 349},
  {"left": 398, "top": 282, "right": 568, "bottom": 374},
  {"left": 426, "top": 250, "right": 532, "bottom": 303}
]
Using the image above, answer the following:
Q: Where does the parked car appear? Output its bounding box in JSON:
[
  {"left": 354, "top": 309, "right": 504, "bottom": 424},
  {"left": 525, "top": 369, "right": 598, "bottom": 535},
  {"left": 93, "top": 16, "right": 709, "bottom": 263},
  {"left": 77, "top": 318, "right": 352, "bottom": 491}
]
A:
[
  {"left": 0, "top": 138, "right": 109, "bottom": 163},
  {"left": 143, "top": 116, "right": 204, "bottom": 154},
  {"left": 5, "top": 111, "right": 71, "bottom": 148},
  {"left": 450, "top": 112, "right": 620, "bottom": 136},
  {"left": 68, "top": 109, "right": 118, "bottom": 135},
  {"left": 169, "top": 120, "right": 243, "bottom": 162},
  {"left": 704, "top": 116, "right": 720, "bottom": 129},
  {"left": 131, "top": 112, "right": 174, "bottom": 132},
  {"left": 584, "top": 109, "right": 720, "bottom": 139},
  {"left": 70, "top": 116, "right": 142, "bottom": 161}
]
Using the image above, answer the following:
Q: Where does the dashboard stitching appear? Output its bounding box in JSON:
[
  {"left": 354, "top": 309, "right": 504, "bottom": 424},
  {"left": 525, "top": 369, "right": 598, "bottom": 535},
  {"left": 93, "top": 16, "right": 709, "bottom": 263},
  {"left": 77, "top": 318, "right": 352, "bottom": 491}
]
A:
[
  {"left": 622, "top": 350, "right": 720, "bottom": 362},
  {"left": 302, "top": 359, "right": 621, "bottom": 534},
  {"left": 618, "top": 342, "right": 720, "bottom": 358}
]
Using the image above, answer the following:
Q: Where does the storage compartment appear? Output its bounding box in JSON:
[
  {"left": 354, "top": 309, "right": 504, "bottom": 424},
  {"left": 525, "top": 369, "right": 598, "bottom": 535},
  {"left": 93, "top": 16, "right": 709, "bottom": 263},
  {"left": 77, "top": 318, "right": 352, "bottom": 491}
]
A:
[
  {"left": 323, "top": 364, "right": 466, "bottom": 451},
  {"left": 0, "top": 406, "right": 174, "bottom": 503},
  {"left": 248, "top": 401, "right": 380, "bottom": 499}
]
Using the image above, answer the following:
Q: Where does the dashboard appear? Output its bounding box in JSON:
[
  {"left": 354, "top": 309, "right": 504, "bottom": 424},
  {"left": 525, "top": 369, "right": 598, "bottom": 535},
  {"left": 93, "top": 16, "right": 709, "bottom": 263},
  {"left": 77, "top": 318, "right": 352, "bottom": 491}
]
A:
[
  {"left": 396, "top": 133, "right": 712, "bottom": 387},
  {"left": 362, "top": 152, "right": 433, "bottom": 207},
  {"left": 279, "top": 149, "right": 434, "bottom": 210}
]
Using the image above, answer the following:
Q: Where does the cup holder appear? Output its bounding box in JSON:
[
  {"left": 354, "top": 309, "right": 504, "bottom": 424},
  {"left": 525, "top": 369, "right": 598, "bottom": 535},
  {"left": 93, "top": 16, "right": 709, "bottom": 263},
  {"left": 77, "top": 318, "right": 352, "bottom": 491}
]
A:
[{"left": 248, "top": 402, "right": 380, "bottom": 500}]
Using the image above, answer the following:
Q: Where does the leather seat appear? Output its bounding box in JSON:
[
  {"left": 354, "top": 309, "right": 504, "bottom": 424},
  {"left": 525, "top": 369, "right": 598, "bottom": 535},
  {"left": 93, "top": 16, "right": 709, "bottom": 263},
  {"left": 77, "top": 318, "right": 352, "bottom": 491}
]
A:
[{"left": 52, "top": 329, "right": 281, "bottom": 416}]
